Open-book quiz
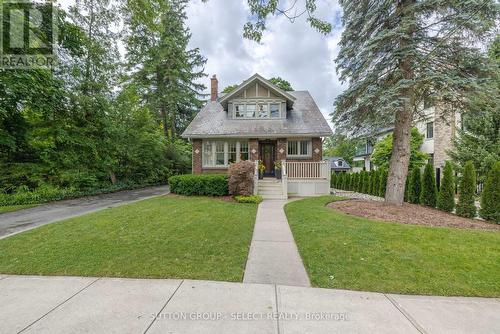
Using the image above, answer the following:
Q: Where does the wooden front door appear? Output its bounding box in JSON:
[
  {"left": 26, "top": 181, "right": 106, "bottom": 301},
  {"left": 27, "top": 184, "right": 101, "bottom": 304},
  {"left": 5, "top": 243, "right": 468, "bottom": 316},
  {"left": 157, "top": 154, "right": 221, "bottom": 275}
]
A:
[{"left": 260, "top": 143, "right": 275, "bottom": 176}]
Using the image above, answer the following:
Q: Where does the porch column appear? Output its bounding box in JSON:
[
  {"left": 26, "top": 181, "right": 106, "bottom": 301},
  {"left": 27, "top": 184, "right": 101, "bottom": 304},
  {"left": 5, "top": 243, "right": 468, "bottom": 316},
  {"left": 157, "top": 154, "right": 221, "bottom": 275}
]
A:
[
  {"left": 312, "top": 137, "right": 322, "bottom": 161},
  {"left": 249, "top": 139, "right": 259, "bottom": 161}
]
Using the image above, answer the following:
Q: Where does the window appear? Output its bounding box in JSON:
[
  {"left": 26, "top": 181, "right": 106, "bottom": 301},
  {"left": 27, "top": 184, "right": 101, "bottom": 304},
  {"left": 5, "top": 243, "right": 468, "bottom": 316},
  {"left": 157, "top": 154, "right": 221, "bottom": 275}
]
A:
[
  {"left": 215, "top": 142, "right": 225, "bottom": 166},
  {"left": 240, "top": 142, "right": 248, "bottom": 161},
  {"left": 202, "top": 140, "right": 249, "bottom": 167},
  {"left": 228, "top": 142, "right": 237, "bottom": 164},
  {"left": 270, "top": 103, "right": 280, "bottom": 118},
  {"left": 426, "top": 122, "right": 434, "bottom": 138},
  {"left": 287, "top": 140, "right": 311, "bottom": 157},
  {"left": 258, "top": 104, "right": 269, "bottom": 118},
  {"left": 245, "top": 104, "right": 256, "bottom": 118},
  {"left": 338, "top": 160, "right": 343, "bottom": 167},
  {"left": 234, "top": 104, "right": 244, "bottom": 118}
]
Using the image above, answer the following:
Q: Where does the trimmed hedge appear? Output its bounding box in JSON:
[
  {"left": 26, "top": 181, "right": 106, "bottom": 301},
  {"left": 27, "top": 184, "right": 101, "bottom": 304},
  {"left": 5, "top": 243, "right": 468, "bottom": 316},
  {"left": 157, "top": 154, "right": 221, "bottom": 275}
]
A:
[
  {"left": 235, "top": 195, "right": 263, "bottom": 204},
  {"left": 168, "top": 174, "right": 228, "bottom": 196}
]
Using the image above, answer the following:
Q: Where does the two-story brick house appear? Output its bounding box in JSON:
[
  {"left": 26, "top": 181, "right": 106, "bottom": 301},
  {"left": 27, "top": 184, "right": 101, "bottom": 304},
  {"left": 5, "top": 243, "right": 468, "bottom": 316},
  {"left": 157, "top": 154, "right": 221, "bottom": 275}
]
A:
[{"left": 182, "top": 73, "right": 333, "bottom": 198}]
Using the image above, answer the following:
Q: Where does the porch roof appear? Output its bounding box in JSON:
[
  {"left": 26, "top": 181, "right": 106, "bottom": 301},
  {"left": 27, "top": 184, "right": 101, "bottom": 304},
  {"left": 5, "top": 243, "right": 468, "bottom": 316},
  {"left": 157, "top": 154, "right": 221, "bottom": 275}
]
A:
[{"left": 181, "top": 91, "right": 332, "bottom": 139}]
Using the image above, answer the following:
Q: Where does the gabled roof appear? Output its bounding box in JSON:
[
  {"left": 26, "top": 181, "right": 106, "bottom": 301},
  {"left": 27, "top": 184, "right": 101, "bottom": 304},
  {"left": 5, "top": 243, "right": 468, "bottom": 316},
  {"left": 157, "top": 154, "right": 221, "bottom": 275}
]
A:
[
  {"left": 219, "top": 73, "right": 296, "bottom": 108},
  {"left": 181, "top": 90, "right": 333, "bottom": 138},
  {"left": 324, "top": 157, "right": 351, "bottom": 170}
]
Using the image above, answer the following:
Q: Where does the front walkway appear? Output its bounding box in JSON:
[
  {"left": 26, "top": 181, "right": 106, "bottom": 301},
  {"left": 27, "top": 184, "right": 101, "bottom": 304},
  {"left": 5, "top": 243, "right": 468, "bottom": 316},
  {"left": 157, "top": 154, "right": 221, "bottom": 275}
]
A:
[
  {"left": 1, "top": 275, "right": 499, "bottom": 334},
  {"left": 243, "top": 200, "right": 310, "bottom": 287},
  {"left": 0, "top": 185, "right": 170, "bottom": 239}
]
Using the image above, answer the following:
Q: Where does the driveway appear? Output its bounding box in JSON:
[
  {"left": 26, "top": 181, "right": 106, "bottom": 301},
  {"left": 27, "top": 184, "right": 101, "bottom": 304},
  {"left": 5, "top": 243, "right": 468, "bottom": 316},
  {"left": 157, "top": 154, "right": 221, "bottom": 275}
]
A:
[
  {"left": 0, "top": 275, "right": 498, "bottom": 334},
  {"left": 0, "top": 185, "right": 169, "bottom": 238}
]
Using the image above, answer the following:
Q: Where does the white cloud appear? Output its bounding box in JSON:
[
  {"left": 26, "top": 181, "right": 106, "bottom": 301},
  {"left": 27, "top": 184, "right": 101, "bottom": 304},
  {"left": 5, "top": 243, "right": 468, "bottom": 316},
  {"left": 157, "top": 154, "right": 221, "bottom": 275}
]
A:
[{"left": 57, "top": 0, "right": 345, "bottom": 128}]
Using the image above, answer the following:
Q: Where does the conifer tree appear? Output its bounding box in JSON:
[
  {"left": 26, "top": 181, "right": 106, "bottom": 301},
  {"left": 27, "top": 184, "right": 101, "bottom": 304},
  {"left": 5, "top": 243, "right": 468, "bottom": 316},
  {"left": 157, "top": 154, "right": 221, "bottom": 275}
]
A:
[
  {"left": 421, "top": 164, "right": 437, "bottom": 207},
  {"left": 409, "top": 168, "right": 422, "bottom": 204},
  {"left": 371, "top": 171, "right": 380, "bottom": 196},
  {"left": 404, "top": 173, "right": 410, "bottom": 202},
  {"left": 437, "top": 161, "right": 455, "bottom": 212},
  {"left": 331, "top": 172, "right": 337, "bottom": 189},
  {"left": 379, "top": 170, "right": 387, "bottom": 198},
  {"left": 480, "top": 161, "right": 500, "bottom": 223},
  {"left": 361, "top": 172, "right": 369, "bottom": 194},
  {"left": 456, "top": 161, "right": 477, "bottom": 218}
]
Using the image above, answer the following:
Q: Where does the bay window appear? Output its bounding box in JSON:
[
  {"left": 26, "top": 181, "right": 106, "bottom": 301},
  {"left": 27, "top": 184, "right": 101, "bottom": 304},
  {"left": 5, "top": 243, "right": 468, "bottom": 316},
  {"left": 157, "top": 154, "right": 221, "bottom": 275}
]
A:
[
  {"left": 202, "top": 140, "right": 250, "bottom": 167},
  {"left": 287, "top": 139, "right": 311, "bottom": 158}
]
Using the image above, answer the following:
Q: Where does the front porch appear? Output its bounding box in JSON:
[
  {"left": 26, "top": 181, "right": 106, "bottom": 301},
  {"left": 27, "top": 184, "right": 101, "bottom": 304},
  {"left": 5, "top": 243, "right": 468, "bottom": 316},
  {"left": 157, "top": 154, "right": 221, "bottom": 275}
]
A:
[{"left": 254, "top": 160, "right": 331, "bottom": 199}]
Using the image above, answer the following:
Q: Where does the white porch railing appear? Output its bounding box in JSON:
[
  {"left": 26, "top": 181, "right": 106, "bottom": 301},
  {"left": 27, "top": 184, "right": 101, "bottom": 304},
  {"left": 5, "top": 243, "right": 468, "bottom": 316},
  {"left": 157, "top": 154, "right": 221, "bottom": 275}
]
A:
[
  {"left": 281, "top": 160, "right": 288, "bottom": 196},
  {"left": 253, "top": 160, "right": 259, "bottom": 195},
  {"left": 285, "top": 161, "right": 331, "bottom": 180}
]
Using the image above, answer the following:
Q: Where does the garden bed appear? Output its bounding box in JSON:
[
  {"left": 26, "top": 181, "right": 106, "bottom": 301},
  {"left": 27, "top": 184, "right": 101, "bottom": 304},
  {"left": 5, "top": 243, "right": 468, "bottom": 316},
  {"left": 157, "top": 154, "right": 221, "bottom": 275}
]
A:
[{"left": 328, "top": 199, "right": 499, "bottom": 230}]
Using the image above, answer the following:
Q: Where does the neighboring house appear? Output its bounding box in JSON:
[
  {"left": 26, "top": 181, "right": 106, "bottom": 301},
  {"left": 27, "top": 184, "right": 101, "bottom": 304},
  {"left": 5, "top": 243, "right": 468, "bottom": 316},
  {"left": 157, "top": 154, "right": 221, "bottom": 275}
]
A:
[
  {"left": 182, "top": 73, "right": 333, "bottom": 198},
  {"left": 352, "top": 105, "right": 460, "bottom": 184},
  {"left": 325, "top": 157, "right": 351, "bottom": 173}
]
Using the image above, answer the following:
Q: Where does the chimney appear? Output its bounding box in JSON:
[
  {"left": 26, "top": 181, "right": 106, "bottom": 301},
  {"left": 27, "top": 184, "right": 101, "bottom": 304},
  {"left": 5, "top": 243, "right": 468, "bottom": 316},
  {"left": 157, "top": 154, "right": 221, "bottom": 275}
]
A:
[{"left": 210, "top": 74, "right": 218, "bottom": 101}]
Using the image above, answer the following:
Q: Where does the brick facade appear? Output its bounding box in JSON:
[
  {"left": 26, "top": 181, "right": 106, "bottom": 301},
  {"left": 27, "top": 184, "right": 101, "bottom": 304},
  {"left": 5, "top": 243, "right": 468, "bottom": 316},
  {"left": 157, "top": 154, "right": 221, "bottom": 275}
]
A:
[
  {"left": 191, "top": 137, "right": 323, "bottom": 174},
  {"left": 192, "top": 139, "right": 202, "bottom": 174}
]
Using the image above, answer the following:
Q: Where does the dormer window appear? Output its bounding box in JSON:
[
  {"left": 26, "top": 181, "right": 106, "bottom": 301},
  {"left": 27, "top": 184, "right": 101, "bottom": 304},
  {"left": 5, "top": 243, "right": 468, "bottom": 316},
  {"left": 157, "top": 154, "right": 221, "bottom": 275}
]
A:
[
  {"left": 270, "top": 103, "right": 280, "bottom": 117},
  {"left": 235, "top": 104, "right": 244, "bottom": 118},
  {"left": 246, "top": 104, "right": 256, "bottom": 118},
  {"left": 258, "top": 104, "right": 269, "bottom": 118}
]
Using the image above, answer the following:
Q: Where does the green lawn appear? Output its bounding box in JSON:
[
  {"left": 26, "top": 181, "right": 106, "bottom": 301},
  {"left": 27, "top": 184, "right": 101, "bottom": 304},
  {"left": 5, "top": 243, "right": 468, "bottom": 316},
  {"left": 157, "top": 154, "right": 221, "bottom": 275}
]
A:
[
  {"left": 0, "top": 204, "right": 38, "bottom": 214},
  {"left": 0, "top": 196, "right": 257, "bottom": 282},
  {"left": 285, "top": 196, "right": 500, "bottom": 297}
]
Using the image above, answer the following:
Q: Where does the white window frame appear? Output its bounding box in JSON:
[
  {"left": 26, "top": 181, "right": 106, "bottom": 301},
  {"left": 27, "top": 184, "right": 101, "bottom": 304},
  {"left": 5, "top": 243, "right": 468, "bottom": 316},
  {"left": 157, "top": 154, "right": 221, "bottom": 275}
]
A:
[
  {"left": 230, "top": 99, "right": 285, "bottom": 119},
  {"left": 287, "top": 139, "right": 312, "bottom": 158},
  {"left": 202, "top": 140, "right": 249, "bottom": 168},
  {"left": 426, "top": 121, "right": 434, "bottom": 139}
]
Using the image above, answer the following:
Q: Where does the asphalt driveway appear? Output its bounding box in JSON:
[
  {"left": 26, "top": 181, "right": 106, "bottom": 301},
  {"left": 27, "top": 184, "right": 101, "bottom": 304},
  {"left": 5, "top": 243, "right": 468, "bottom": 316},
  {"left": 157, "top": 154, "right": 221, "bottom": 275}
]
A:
[{"left": 0, "top": 185, "right": 169, "bottom": 238}]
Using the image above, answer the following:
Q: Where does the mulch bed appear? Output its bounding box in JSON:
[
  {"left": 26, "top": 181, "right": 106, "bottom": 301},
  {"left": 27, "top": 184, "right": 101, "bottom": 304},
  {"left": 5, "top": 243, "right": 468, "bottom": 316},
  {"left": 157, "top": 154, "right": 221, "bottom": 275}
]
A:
[{"left": 328, "top": 199, "right": 500, "bottom": 231}]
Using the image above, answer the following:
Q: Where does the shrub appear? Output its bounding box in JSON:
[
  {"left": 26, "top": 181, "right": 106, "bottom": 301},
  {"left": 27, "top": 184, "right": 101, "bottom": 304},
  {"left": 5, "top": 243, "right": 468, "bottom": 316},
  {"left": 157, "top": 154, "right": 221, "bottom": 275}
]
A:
[
  {"left": 331, "top": 172, "right": 337, "bottom": 188},
  {"left": 234, "top": 195, "right": 263, "bottom": 204},
  {"left": 409, "top": 168, "right": 422, "bottom": 204},
  {"left": 404, "top": 172, "right": 410, "bottom": 202},
  {"left": 353, "top": 173, "right": 359, "bottom": 192},
  {"left": 456, "top": 161, "right": 477, "bottom": 218},
  {"left": 371, "top": 171, "right": 379, "bottom": 196},
  {"left": 379, "top": 170, "right": 387, "bottom": 198},
  {"left": 479, "top": 161, "right": 499, "bottom": 223},
  {"left": 357, "top": 172, "right": 364, "bottom": 192},
  {"left": 361, "top": 171, "right": 369, "bottom": 194},
  {"left": 437, "top": 161, "right": 455, "bottom": 212},
  {"left": 168, "top": 174, "right": 228, "bottom": 196},
  {"left": 228, "top": 161, "right": 255, "bottom": 196},
  {"left": 339, "top": 173, "right": 346, "bottom": 190},
  {"left": 421, "top": 163, "right": 437, "bottom": 207},
  {"left": 347, "top": 173, "right": 353, "bottom": 190}
]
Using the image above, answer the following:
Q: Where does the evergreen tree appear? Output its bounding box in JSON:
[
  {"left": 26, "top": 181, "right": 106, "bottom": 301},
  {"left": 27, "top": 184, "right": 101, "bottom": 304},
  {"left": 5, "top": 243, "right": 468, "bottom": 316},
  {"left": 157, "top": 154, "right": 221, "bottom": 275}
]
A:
[
  {"left": 409, "top": 168, "right": 422, "bottom": 204},
  {"left": 421, "top": 164, "right": 437, "bottom": 207},
  {"left": 456, "top": 161, "right": 477, "bottom": 218},
  {"left": 332, "top": 0, "right": 497, "bottom": 205},
  {"left": 346, "top": 173, "right": 352, "bottom": 190},
  {"left": 331, "top": 172, "right": 337, "bottom": 189},
  {"left": 372, "top": 171, "right": 380, "bottom": 196},
  {"left": 404, "top": 173, "right": 410, "bottom": 202},
  {"left": 479, "top": 161, "right": 499, "bottom": 223},
  {"left": 124, "top": 0, "right": 206, "bottom": 139},
  {"left": 338, "top": 173, "right": 345, "bottom": 190},
  {"left": 437, "top": 161, "right": 455, "bottom": 212},
  {"left": 379, "top": 170, "right": 387, "bottom": 198},
  {"left": 361, "top": 172, "right": 369, "bottom": 194}
]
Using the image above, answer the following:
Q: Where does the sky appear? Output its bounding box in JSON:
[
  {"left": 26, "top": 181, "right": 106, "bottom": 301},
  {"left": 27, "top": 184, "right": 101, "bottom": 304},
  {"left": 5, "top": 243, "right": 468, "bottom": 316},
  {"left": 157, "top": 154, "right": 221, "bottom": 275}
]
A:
[{"left": 58, "top": 0, "right": 345, "bottom": 129}]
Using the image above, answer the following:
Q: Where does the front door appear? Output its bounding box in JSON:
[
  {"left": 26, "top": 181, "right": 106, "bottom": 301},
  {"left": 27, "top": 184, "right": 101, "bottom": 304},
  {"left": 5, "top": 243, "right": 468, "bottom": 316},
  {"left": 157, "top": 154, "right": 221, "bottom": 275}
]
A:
[{"left": 260, "top": 143, "right": 276, "bottom": 176}]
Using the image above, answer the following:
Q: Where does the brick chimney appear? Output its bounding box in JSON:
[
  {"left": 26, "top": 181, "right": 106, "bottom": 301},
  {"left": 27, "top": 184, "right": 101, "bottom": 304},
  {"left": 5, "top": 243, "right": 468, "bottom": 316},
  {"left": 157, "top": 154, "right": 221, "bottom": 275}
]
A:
[{"left": 210, "top": 74, "right": 218, "bottom": 101}]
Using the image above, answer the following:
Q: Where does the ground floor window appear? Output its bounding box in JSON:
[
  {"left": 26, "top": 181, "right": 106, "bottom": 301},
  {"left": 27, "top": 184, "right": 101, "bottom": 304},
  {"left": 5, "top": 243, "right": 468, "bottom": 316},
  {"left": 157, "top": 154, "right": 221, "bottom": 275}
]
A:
[
  {"left": 287, "top": 139, "right": 311, "bottom": 158},
  {"left": 202, "top": 140, "right": 249, "bottom": 167}
]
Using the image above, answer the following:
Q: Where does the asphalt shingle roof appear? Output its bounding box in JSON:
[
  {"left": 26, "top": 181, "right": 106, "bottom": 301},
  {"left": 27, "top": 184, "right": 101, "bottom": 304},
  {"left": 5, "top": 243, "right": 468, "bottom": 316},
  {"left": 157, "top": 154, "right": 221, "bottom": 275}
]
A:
[{"left": 181, "top": 91, "right": 332, "bottom": 138}]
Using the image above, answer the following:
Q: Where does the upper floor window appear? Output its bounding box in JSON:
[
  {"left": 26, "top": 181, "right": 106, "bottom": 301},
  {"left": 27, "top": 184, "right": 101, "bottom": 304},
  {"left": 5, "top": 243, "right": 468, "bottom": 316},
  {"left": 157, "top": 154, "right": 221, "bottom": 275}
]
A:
[
  {"left": 231, "top": 101, "right": 283, "bottom": 119},
  {"left": 287, "top": 140, "right": 311, "bottom": 158},
  {"left": 338, "top": 160, "right": 343, "bottom": 167},
  {"left": 426, "top": 122, "right": 434, "bottom": 138}
]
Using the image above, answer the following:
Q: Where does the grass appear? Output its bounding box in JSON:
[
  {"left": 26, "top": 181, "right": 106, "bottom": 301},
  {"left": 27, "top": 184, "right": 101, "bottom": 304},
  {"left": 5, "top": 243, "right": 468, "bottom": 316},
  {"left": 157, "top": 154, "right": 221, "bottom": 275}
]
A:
[
  {"left": 0, "top": 195, "right": 257, "bottom": 282},
  {"left": 285, "top": 196, "right": 500, "bottom": 297},
  {"left": 0, "top": 204, "right": 38, "bottom": 214}
]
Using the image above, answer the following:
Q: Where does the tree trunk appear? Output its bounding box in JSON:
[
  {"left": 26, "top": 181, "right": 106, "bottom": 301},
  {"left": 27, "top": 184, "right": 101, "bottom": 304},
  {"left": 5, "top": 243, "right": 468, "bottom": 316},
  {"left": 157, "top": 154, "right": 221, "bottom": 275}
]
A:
[{"left": 384, "top": 0, "right": 415, "bottom": 205}]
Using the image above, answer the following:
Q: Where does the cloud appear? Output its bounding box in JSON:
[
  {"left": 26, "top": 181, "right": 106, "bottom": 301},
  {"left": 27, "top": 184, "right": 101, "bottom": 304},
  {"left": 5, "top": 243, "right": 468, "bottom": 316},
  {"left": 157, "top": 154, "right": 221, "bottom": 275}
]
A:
[{"left": 186, "top": 0, "right": 344, "bottom": 129}]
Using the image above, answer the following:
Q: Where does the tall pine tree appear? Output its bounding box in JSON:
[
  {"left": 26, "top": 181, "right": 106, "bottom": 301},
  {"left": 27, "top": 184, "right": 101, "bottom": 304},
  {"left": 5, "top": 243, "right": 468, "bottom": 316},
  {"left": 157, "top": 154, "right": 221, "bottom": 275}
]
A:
[{"left": 124, "top": 0, "right": 206, "bottom": 139}]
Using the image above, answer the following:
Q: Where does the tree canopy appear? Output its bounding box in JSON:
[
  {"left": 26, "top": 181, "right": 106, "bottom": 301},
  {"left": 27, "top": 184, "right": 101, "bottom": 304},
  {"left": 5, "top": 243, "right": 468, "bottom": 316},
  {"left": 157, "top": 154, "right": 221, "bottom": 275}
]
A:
[{"left": 323, "top": 134, "right": 359, "bottom": 164}]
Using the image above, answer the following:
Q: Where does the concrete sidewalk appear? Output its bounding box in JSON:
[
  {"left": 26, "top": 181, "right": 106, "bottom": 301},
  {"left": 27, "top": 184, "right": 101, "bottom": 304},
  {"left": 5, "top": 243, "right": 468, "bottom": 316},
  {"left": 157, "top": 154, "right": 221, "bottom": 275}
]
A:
[
  {"left": 243, "top": 200, "right": 310, "bottom": 287},
  {"left": 0, "top": 275, "right": 498, "bottom": 334},
  {"left": 0, "top": 185, "right": 169, "bottom": 239}
]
